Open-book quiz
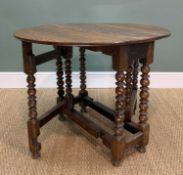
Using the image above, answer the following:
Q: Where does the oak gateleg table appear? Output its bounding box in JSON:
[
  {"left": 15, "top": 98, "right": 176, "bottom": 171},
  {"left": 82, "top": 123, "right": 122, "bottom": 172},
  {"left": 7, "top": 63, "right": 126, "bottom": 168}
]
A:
[{"left": 14, "top": 23, "right": 170, "bottom": 166}]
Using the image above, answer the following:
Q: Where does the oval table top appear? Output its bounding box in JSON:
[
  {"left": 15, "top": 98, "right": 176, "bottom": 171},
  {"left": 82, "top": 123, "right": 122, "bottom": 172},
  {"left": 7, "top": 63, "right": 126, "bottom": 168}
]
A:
[{"left": 14, "top": 23, "right": 171, "bottom": 46}]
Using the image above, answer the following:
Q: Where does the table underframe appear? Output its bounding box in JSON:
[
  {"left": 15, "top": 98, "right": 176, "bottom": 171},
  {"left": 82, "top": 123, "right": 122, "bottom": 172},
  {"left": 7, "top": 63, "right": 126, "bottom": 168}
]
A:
[{"left": 22, "top": 42, "right": 153, "bottom": 166}]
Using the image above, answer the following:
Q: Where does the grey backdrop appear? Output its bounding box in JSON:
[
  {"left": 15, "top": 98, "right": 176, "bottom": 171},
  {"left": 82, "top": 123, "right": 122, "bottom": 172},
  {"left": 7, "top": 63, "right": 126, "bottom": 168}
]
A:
[{"left": 0, "top": 0, "right": 182, "bottom": 72}]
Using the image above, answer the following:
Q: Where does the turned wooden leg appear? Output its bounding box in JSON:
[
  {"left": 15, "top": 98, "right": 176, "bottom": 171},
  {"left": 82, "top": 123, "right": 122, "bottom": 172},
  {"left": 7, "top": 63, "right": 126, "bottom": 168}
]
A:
[
  {"left": 22, "top": 42, "right": 41, "bottom": 159},
  {"left": 133, "top": 59, "right": 139, "bottom": 90},
  {"left": 137, "top": 60, "right": 150, "bottom": 153},
  {"left": 27, "top": 74, "right": 41, "bottom": 158},
  {"left": 132, "top": 59, "right": 139, "bottom": 114},
  {"left": 124, "top": 59, "right": 133, "bottom": 122},
  {"left": 111, "top": 71, "right": 126, "bottom": 166},
  {"left": 55, "top": 47, "right": 65, "bottom": 121},
  {"left": 79, "top": 47, "right": 88, "bottom": 112},
  {"left": 63, "top": 46, "right": 74, "bottom": 110}
]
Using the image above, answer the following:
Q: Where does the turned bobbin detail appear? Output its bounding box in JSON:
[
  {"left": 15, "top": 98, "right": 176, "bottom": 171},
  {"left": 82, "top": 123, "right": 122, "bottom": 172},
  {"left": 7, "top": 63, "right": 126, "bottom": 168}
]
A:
[
  {"left": 125, "top": 60, "right": 134, "bottom": 122},
  {"left": 56, "top": 47, "right": 64, "bottom": 100},
  {"left": 22, "top": 41, "right": 41, "bottom": 159},
  {"left": 79, "top": 47, "right": 88, "bottom": 112},
  {"left": 139, "top": 63, "right": 150, "bottom": 124},
  {"left": 55, "top": 47, "right": 65, "bottom": 121},
  {"left": 111, "top": 71, "right": 126, "bottom": 166},
  {"left": 79, "top": 47, "right": 87, "bottom": 96},
  {"left": 132, "top": 59, "right": 139, "bottom": 114},
  {"left": 63, "top": 47, "right": 74, "bottom": 110},
  {"left": 133, "top": 59, "right": 139, "bottom": 90},
  {"left": 27, "top": 74, "right": 41, "bottom": 158},
  {"left": 114, "top": 71, "right": 126, "bottom": 136},
  {"left": 137, "top": 61, "right": 150, "bottom": 153}
]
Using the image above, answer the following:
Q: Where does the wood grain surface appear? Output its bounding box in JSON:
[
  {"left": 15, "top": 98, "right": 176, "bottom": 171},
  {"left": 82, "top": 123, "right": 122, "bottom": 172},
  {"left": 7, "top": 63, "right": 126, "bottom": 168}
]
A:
[{"left": 14, "top": 23, "right": 171, "bottom": 46}]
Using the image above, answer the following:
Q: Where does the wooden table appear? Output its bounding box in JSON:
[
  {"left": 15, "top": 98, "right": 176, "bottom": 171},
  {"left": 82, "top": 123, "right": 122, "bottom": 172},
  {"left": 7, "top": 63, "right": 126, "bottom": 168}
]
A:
[{"left": 14, "top": 24, "right": 170, "bottom": 166}]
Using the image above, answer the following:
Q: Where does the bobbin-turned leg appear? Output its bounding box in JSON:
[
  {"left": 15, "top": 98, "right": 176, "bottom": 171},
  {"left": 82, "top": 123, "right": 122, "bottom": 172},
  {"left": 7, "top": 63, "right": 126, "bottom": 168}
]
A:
[
  {"left": 55, "top": 46, "right": 65, "bottom": 121},
  {"left": 63, "top": 46, "right": 74, "bottom": 110},
  {"left": 27, "top": 74, "right": 41, "bottom": 158},
  {"left": 111, "top": 70, "right": 126, "bottom": 166},
  {"left": 136, "top": 59, "right": 150, "bottom": 153},
  {"left": 132, "top": 59, "right": 139, "bottom": 114},
  {"left": 133, "top": 59, "right": 139, "bottom": 90},
  {"left": 111, "top": 46, "right": 129, "bottom": 166},
  {"left": 79, "top": 47, "right": 88, "bottom": 112},
  {"left": 124, "top": 59, "right": 133, "bottom": 122},
  {"left": 22, "top": 41, "right": 41, "bottom": 158}
]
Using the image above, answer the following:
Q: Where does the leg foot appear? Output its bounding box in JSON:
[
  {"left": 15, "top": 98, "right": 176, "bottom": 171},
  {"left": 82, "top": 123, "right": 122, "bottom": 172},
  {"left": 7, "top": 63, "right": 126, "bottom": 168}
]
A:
[
  {"left": 27, "top": 120, "right": 41, "bottom": 159},
  {"left": 136, "top": 145, "right": 146, "bottom": 153},
  {"left": 32, "top": 153, "right": 40, "bottom": 159},
  {"left": 112, "top": 159, "right": 121, "bottom": 167},
  {"left": 31, "top": 142, "right": 41, "bottom": 159},
  {"left": 58, "top": 114, "right": 66, "bottom": 121},
  {"left": 80, "top": 102, "right": 87, "bottom": 113},
  {"left": 80, "top": 107, "right": 87, "bottom": 113},
  {"left": 111, "top": 136, "right": 125, "bottom": 166}
]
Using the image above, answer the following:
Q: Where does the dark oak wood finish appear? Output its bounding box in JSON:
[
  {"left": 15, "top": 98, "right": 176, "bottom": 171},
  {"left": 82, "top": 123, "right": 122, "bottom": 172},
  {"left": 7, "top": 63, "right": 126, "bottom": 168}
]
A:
[
  {"left": 114, "top": 71, "right": 126, "bottom": 137},
  {"left": 22, "top": 42, "right": 41, "bottom": 159},
  {"left": 15, "top": 23, "right": 170, "bottom": 166},
  {"left": 55, "top": 46, "right": 65, "bottom": 121},
  {"left": 14, "top": 23, "right": 170, "bottom": 46},
  {"left": 38, "top": 100, "right": 67, "bottom": 127},
  {"left": 79, "top": 47, "right": 87, "bottom": 96},
  {"left": 55, "top": 47, "right": 64, "bottom": 101},
  {"left": 125, "top": 59, "right": 134, "bottom": 122},
  {"left": 111, "top": 70, "right": 126, "bottom": 166},
  {"left": 79, "top": 47, "right": 88, "bottom": 112},
  {"left": 133, "top": 59, "right": 139, "bottom": 90},
  {"left": 80, "top": 96, "right": 115, "bottom": 121},
  {"left": 137, "top": 62, "right": 151, "bottom": 153},
  {"left": 34, "top": 50, "right": 57, "bottom": 65},
  {"left": 63, "top": 46, "right": 74, "bottom": 110}
]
